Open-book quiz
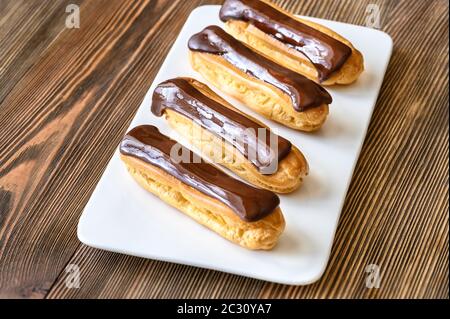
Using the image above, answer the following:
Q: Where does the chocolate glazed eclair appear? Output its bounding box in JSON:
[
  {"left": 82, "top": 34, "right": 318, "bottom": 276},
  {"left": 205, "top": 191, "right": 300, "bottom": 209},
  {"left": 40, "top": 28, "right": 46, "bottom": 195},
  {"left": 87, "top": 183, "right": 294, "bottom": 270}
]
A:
[
  {"left": 220, "top": 0, "right": 364, "bottom": 85},
  {"left": 188, "top": 25, "right": 332, "bottom": 131},
  {"left": 120, "top": 125, "right": 285, "bottom": 250},
  {"left": 152, "top": 77, "right": 308, "bottom": 193}
]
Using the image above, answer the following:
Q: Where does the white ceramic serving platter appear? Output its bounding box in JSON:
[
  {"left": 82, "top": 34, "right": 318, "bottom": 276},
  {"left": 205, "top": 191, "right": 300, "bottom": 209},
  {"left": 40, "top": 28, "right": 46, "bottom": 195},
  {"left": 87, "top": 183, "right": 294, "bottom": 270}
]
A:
[{"left": 78, "top": 5, "right": 393, "bottom": 285}]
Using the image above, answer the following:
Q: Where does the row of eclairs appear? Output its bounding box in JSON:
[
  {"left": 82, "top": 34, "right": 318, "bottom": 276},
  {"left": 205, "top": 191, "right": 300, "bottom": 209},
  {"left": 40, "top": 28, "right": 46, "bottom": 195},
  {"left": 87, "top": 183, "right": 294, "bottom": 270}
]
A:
[{"left": 119, "top": 0, "right": 364, "bottom": 250}]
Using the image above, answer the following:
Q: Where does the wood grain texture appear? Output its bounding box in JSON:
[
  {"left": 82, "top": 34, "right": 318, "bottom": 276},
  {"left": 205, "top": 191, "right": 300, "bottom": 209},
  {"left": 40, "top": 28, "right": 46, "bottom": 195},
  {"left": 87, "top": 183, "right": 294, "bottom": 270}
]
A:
[{"left": 0, "top": 0, "right": 448, "bottom": 299}]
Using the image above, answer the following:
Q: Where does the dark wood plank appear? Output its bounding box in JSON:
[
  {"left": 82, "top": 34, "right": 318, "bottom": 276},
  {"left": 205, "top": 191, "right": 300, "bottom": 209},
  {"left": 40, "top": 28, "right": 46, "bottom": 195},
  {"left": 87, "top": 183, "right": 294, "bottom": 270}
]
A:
[
  {"left": 0, "top": 0, "right": 74, "bottom": 103},
  {"left": 0, "top": 0, "right": 448, "bottom": 299}
]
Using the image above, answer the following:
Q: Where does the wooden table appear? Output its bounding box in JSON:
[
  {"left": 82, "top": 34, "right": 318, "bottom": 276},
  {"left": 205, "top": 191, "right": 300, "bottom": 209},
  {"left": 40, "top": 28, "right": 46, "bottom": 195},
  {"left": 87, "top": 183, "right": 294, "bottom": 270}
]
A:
[{"left": 0, "top": 0, "right": 448, "bottom": 299}]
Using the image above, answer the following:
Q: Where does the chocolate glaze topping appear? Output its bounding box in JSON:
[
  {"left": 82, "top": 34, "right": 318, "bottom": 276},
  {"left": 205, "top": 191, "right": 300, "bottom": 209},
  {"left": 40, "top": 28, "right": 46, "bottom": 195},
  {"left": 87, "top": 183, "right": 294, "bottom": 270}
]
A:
[
  {"left": 188, "top": 25, "right": 332, "bottom": 111},
  {"left": 152, "top": 78, "right": 291, "bottom": 172},
  {"left": 120, "top": 125, "right": 280, "bottom": 221},
  {"left": 219, "top": 0, "right": 352, "bottom": 81}
]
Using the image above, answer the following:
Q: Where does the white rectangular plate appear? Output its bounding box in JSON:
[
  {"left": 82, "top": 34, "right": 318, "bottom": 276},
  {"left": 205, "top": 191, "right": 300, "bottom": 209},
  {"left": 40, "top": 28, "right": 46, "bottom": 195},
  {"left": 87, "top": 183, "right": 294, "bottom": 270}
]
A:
[{"left": 78, "top": 5, "right": 393, "bottom": 285}]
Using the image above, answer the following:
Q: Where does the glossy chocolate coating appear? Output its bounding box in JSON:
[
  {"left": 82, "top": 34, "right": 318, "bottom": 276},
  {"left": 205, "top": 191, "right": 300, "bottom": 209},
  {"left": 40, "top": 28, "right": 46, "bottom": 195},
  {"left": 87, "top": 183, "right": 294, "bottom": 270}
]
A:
[
  {"left": 152, "top": 78, "right": 291, "bottom": 171},
  {"left": 188, "top": 25, "right": 332, "bottom": 111},
  {"left": 120, "top": 125, "right": 280, "bottom": 221},
  {"left": 219, "top": 0, "right": 352, "bottom": 81}
]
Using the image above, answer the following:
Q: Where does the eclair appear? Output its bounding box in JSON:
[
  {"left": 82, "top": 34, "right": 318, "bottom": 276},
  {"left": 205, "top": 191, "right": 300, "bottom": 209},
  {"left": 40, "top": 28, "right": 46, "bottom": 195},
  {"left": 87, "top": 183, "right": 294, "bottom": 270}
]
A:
[
  {"left": 120, "top": 125, "right": 285, "bottom": 250},
  {"left": 219, "top": 0, "right": 364, "bottom": 85},
  {"left": 188, "top": 25, "right": 332, "bottom": 131},
  {"left": 152, "top": 77, "right": 308, "bottom": 193}
]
